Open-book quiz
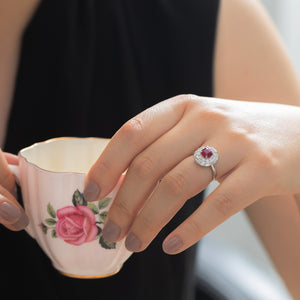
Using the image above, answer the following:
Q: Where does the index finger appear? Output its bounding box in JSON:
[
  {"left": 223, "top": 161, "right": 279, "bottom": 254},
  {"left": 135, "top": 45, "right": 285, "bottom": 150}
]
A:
[{"left": 84, "top": 96, "right": 187, "bottom": 202}]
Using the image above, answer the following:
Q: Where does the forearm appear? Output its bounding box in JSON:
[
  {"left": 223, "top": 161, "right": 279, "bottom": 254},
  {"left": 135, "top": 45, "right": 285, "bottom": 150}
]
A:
[
  {"left": 214, "top": 0, "right": 300, "bottom": 297},
  {"left": 0, "top": 0, "right": 40, "bottom": 147},
  {"left": 0, "top": 35, "right": 21, "bottom": 147},
  {"left": 246, "top": 195, "right": 300, "bottom": 299}
]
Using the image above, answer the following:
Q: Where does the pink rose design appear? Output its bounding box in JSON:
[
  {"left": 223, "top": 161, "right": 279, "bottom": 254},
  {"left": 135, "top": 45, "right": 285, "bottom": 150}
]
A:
[{"left": 55, "top": 205, "right": 98, "bottom": 246}]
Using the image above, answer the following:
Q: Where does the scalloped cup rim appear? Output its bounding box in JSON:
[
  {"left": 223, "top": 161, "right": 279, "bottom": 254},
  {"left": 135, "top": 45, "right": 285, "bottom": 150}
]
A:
[{"left": 19, "top": 137, "right": 110, "bottom": 175}]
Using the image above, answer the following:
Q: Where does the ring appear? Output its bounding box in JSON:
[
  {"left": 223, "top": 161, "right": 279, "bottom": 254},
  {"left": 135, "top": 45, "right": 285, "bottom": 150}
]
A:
[{"left": 193, "top": 146, "right": 218, "bottom": 181}]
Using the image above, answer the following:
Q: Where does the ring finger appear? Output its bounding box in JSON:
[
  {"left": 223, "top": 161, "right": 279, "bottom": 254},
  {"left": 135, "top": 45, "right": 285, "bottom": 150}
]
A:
[
  {"left": 162, "top": 162, "right": 264, "bottom": 254},
  {"left": 124, "top": 142, "right": 242, "bottom": 252},
  {"left": 102, "top": 124, "right": 209, "bottom": 242}
]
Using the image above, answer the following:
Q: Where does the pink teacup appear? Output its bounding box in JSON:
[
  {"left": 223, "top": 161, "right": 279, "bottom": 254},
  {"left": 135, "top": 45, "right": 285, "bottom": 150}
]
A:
[{"left": 9, "top": 137, "right": 132, "bottom": 278}]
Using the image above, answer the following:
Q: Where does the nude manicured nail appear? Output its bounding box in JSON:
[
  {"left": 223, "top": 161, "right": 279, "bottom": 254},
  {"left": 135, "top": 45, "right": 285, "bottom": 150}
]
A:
[
  {"left": 83, "top": 180, "right": 100, "bottom": 202},
  {"left": 0, "top": 201, "right": 21, "bottom": 222},
  {"left": 125, "top": 232, "right": 141, "bottom": 252},
  {"left": 163, "top": 236, "right": 183, "bottom": 254},
  {"left": 0, "top": 201, "right": 29, "bottom": 230},
  {"left": 12, "top": 213, "right": 29, "bottom": 230},
  {"left": 102, "top": 220, "right": 121, "bottom": 242}
]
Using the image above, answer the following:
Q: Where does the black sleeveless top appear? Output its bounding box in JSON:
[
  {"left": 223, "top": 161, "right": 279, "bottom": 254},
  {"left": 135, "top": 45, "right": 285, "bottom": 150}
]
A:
[{"left": 2, "top": 1, "right": 219, "bottom": 299}]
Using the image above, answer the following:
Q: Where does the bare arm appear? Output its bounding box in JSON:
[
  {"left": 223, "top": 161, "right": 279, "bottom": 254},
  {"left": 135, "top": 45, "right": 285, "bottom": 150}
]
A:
[
  {"left": 0, "top": 0, "right": 40, "bottom": 230},
  {"left": 214, "top": 0, "right": 300, "bottom": 104},
  {"left": 0, "top": 0, "right": 40, "bottom": 147},
  {"left": 246, "top": 195, "right": 300, "bottom": 298},
  {"left": 214, "top": 0, "right": 300, "bottom": 297}
]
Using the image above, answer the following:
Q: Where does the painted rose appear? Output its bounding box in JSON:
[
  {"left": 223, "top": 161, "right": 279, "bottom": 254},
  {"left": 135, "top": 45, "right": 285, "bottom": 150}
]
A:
[{"left": 55, "top": 205, "right": 98, "bottom": 246}]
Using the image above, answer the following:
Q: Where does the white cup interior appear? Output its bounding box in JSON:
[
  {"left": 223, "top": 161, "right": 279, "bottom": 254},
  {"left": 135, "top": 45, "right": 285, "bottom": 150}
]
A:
[{"left": 20, "top": 137, "right": 109, "bottom": 173}]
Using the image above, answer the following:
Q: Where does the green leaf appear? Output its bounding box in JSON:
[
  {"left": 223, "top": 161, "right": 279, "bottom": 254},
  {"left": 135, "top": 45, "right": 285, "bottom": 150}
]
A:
[
  {"left": 99, "top": 236, "right": 116, "bottom": 249},
  {"left": 40, "top": 223, "right": 48, "bottom": 234},
  {"left": 98, "top": 197, "right": 111, "bottom": 209},
  {"left": 45, "top": 218, "right": 57, "bottom": 226},
  {"left": 99, "top": 211, "right": 108, "bottom": 222},
  {"left": 47, "top": 203, "right": 56, "bottom": 218},
  {"left": 51, "top": 229, "right": 57, "bottom": 238},
  {"left": 72, "top": 189, "right": 87, "bottom": 206},
  {"left": 87, "top": 202, "right": 99, "bottom": 214}
]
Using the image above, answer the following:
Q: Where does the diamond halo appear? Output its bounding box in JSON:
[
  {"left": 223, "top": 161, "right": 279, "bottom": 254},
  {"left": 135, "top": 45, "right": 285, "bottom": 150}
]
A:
[{"left": 194, "top": 146, "right": 218, "bottom": 167}]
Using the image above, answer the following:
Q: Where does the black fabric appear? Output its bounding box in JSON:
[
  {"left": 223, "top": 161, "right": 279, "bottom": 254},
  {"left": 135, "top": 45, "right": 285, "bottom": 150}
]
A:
[{"left": 2, "top": 1, "right": 220, "bottom": 299}]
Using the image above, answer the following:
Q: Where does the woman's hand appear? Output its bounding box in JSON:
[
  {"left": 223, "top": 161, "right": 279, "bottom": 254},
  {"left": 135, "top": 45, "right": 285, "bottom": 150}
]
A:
[
  {"left": 0, "top": 150, "right": 28, "bottom": 231},
  {"left": 84, "top": 94, "right": 300, "bottom": 254}
]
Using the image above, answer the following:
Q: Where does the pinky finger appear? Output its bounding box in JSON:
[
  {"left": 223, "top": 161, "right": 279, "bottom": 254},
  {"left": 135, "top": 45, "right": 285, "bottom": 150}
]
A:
[{"left": 162, "top": 164, "right": 265, "bottom": 254}]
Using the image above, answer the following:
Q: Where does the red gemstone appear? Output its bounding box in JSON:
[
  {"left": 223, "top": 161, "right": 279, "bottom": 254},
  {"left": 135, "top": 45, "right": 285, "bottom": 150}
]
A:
[{"left": 201, "top": 147, "right": 213, "bottom": 159}]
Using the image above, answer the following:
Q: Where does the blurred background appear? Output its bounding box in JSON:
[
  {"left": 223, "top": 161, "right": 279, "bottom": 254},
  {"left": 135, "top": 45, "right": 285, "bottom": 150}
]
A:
[{"left": 196, "top": 1, "right": 300, "bottom": 299}]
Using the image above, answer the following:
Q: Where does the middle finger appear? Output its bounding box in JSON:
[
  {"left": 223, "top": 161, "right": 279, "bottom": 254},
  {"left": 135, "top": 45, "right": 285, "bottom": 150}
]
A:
[
  {"left": 124, "top": 140, "right": 242, "bottom": 252},
  {"left": 102, "top": 123, "right": 208, "bottom": 242}
]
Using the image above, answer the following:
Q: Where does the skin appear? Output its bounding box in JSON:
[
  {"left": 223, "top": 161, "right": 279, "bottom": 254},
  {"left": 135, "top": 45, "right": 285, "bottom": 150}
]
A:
[
  {"left": 86, "top": 97, "right": 300, "bottom": 248},
  {"left": 215, "top": 1, "right": 300, "bottom": 297},
  {"left": 86, "top": 1, "right": 300, "bottom": 297},
  {"left": 0, "top": 0, "right": 40, "bottom": 229},
  {"left": 1, "top": 0, "right": 300, "bottom": 298}
]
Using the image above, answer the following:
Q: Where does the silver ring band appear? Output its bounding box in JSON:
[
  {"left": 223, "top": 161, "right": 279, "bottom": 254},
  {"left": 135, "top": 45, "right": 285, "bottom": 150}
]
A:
[
  {"left": 210, "top": 164, "right": 217, "bottom": 181},
  {"left": 194, "top": 146, "right": 218, "bottom": 181}
]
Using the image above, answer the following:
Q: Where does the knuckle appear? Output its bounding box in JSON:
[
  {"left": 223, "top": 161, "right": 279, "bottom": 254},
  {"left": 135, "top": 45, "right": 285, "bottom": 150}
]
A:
[
  {"left": 227, "top": 128, "right": 249, "bottom": 145},
  {"left": 138, "top": 214, "right": 160, "bottom": 233},
  {"left": 252, "top": 151, "right": 279, "bottom": 189},
  {"left": 112, "top": 199, "right": 134, "bottom": 220},
  {"left": 202, "top": 109, "right": 228, "bottom": 124},
  {"left": 259, "top": 152, "right": 276, "bottom": 170},
  {"left": 186, "top": 219, "right": 204, "bottom": 236},
  {"left": 163, "top": 171, "right": 186, "bottom": 196},
  {"left": 89, "top": 160, "right": 112, "bottom": 182},
  {"left": 131, "top": 155, "right": 155, "bottom": 179},
  {"left": 175, "top": 94, "right": 197, "bottom": 102},
  {"left": 252, "top": 149, "right": 277, "bottom": 175},
  {"left": 120, "top": 117, "right": 144, "bottom": 141},
  {"left": 170, "top": 94, "right": 199, "bottom": 110},
  {"left": 195, "top": 100, "right": 229, "bottom": 123},
  {"left": 214, "top": 192, "right": 234, "bottom": 217}
]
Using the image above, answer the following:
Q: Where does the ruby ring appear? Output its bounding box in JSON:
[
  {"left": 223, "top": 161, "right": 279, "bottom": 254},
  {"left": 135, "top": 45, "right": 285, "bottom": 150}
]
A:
[{"left": 193, "top": 146, "right": 218, "bottom": 181}]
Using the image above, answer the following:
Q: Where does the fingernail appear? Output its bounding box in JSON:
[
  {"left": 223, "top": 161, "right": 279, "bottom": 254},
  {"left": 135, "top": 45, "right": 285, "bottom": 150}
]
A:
[
  {"left": 0, "top": 201, "right": 21, "bottom": 222},
  {"left": 83, "top": 180, "right": 100, "bottom": 202},
  {"left": 12, "top": 212, "right": 29, "bottom": 230},
  {"left": 163, "top": 236, "right": 183, "bottom": 254},
  {"left": 0, "top": 201, "right": 29, "bottom": 230},
  {"left": 102, "top": 220, "right": 121, "bottom": 242},
  {"left": 125, "top": 232, "right": 142, "bottom": 252}
]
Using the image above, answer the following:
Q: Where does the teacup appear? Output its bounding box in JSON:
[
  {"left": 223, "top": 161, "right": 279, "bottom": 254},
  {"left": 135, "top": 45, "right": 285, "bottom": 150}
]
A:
[{"left": 9, "top": 137, "right": 132, "bottom": 278}]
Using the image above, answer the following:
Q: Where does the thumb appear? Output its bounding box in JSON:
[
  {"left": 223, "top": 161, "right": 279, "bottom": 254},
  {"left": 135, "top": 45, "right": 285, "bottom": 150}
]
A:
[
  {"left": 0, "top": 149, "right": 29, "bottom": 231},
  {"left": 0, "top": 149, "right": 17, "bottom": 195}
]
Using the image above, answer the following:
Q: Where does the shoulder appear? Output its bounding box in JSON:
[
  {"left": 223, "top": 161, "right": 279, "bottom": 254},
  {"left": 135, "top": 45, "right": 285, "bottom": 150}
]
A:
[{"left": 0, "top": 0, "right": 40, "bottom": 38}]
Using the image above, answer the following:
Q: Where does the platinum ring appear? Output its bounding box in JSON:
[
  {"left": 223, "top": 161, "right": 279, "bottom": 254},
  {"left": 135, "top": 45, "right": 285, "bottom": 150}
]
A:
[{"left": 193, "top": 146, "right": 218, "bottom": 181}]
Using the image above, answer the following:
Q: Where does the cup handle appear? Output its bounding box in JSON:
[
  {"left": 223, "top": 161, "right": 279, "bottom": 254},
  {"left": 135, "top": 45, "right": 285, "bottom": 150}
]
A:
[
  {"left": 8, "top": 164, "right": 20, "bottom": 185},
  {"left": 8, "top": 164, "right": 35, "bottom": 239}
]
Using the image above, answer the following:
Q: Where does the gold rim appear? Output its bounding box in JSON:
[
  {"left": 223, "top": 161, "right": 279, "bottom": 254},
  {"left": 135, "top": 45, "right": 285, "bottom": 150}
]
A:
[{"left": 59, "top": 268, "right": 120, "bottom": 279}]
